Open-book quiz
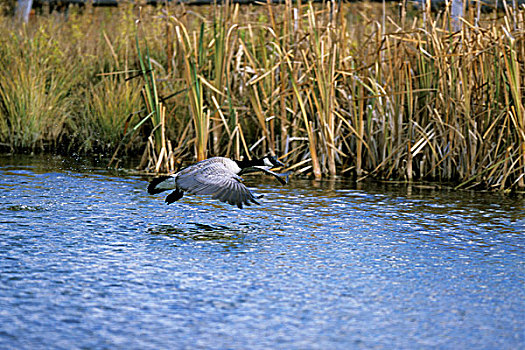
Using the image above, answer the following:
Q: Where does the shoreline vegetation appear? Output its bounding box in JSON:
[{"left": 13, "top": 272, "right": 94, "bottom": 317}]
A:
[{"left": 0, "top": 1, "right": 523, "bottom": 191}]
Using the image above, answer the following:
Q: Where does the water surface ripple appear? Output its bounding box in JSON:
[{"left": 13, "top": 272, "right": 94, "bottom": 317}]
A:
[{"left": 0, "top": 156, "right": 523, "bottom": 349}]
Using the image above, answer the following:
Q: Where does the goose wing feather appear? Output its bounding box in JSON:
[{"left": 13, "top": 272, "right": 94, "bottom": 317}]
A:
[
  {"left": 176, "top": 161, "right": 259, "bottom": 208},
  {"left": 212, "top": 180, "right": 259, "bottom": 209}
]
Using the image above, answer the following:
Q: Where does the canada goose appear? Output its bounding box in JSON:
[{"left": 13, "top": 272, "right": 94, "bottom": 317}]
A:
[{"left": 147, "top": 156, "right": 288, "bottom": 209}]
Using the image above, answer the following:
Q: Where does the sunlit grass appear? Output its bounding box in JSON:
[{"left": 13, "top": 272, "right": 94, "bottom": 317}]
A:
[
  {"left": 0, "top": 2, "right": 523, "bottom": 190},
  {"left": 77, "top": 74, "right": 142, "bottom": 153},
  {"left": 0, "top": 27, "right": 77, "bottom": 151}
]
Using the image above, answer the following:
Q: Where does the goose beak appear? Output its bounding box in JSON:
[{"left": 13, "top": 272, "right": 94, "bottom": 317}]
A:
[
  {"left": 261, "top": 168, "right": 290, "bottom": 185},
  {"left": 274, "top": 158, "right": 285, "bottom": 168}
]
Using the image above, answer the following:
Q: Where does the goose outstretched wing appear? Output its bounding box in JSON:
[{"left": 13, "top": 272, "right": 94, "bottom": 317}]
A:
[{"left": 176, "top": 162, "right": 260, "bottom": 209}]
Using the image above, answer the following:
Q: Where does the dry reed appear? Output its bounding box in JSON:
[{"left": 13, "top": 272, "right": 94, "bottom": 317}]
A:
[{"left": 0, "top": 2, "right": 523, "bottom": 190}]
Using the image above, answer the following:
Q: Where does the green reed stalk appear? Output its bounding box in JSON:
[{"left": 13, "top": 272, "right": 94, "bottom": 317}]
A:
[
  {"left": 136, "top": 36, "right": 159, "bottom": 141},
  {"left": 502, "top": 33, "right": 525, "bottom": 188},
  {"left": 175, "top": 20, "right": 208, "bottom": 161},
  {"left": 280, "top": 41, "right": 322, "bottom": 179},
  {"left": 210, "top": 3, "right": 236, "bottom": 155},
  {"left": 306, "top": 2, "right": 338, "bottom": 176}
]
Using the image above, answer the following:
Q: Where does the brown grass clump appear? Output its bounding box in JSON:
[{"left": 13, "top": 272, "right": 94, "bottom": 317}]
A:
[{"left": 0, "top": 2, "right": 523, "bottom": 190}]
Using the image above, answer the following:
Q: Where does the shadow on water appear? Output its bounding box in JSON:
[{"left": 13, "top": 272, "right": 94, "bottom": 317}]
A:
[
  {"left": 147, "top": 222, "right": 258, "bottom": 252},
  {"left": 5, "top": 204, "right": 46, "bottom": 212}
]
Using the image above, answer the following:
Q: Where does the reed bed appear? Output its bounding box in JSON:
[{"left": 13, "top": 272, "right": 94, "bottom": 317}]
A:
[{"left": 0, "top": 2, "right": 523, "bottom": 190}]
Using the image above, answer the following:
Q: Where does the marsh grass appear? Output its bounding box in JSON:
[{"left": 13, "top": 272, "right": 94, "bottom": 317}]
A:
[
  {"left": 0, "top": 2, "right": 523, "bottom": 190},
  {"left": 0, "top": 27, "right": 77, "bottom": 151},
  {"left": 78, "top": 73, "right": 143, "bottom": 153}
]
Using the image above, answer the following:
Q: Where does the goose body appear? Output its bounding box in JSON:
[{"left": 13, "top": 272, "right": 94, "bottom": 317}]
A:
[{"left": 147, "top": 156, "right": 287, "bottom": 209}]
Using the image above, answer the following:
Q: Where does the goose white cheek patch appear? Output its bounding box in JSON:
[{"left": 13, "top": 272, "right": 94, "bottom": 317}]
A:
[
  {"left": 253, "top": 165, "right": 271, "bottom": 171},
  {"left": 263, "top": 158, "right": 274, "bottom": 167}
]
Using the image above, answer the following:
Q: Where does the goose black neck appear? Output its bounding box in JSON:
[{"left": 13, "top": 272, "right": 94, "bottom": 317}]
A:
[{"left": 236, "top": 158, "right": 264, "bottom": 169}]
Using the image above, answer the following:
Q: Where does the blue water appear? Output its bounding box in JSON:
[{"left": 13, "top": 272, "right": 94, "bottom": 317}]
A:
[{"left": 0, "top": 155, "right": 524, "bottom": 349}]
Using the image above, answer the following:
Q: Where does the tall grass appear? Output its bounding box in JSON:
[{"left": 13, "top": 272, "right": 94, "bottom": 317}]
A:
[
  {"left": 0, "top": 27, "right": 77, "bottom": 151},
  {"left": 78, "top": 73, "right": 142, "bottom": 153},
  {"left": 0, "top": 2, "right": 522, "bottom": 190},
  {"left": 174, "top": 20, "right": 209, "bottom": 162}
]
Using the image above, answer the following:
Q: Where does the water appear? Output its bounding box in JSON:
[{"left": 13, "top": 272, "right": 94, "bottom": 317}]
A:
[{"left": 0, "top": 155, "right": 523, "bottom": 349}]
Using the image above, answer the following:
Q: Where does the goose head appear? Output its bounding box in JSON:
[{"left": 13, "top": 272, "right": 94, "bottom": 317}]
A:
[
  {"left": 235, "top": 155, "right": 289, "bottom": 184},
  {"left": 237, "top": 155, "right": 285, "bottom": 174},
  {"left": 262, "top": 155, "right": 285, "bottom": 168}
]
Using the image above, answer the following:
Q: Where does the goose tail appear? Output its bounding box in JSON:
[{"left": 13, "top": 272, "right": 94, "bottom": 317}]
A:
[{"left": 147, "top": 176, "right": 176, "bottom": 195}]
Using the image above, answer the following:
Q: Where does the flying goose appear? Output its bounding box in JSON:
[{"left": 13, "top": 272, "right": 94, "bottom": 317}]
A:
[{"left": 147, "top": 156, "right": 288, "bottom": 209}]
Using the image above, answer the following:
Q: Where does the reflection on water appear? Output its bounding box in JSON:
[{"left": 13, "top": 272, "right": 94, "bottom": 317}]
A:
[
  {"left": 0, "top": 155, "right": 524, "bottom": 349},
  {"left": 148, "top": 223, "right": 252, "bottom": 249}
]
